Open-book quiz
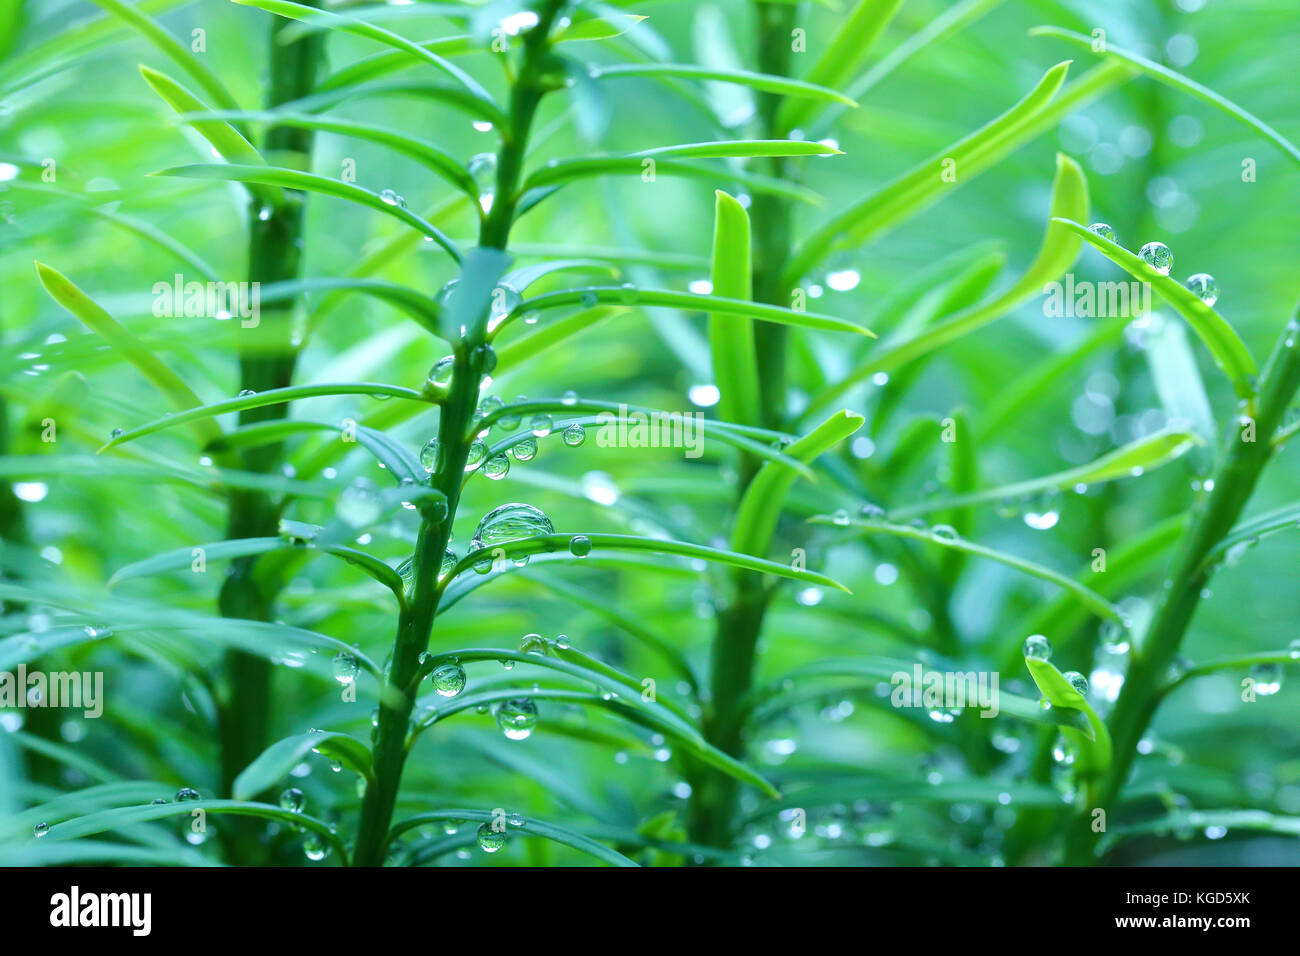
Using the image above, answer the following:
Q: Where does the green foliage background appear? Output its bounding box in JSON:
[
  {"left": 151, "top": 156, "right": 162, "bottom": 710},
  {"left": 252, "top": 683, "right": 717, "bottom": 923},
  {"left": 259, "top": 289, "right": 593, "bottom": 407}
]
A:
[{"left": 1, "top": 0, "right": 1297, "bottom": 866}]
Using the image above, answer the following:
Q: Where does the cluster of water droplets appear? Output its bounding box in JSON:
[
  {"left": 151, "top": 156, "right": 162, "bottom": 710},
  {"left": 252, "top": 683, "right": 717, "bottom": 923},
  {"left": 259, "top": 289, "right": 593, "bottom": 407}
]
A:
[{"left": 1088, "top": 222, "right": 1220, "bottom": 307}]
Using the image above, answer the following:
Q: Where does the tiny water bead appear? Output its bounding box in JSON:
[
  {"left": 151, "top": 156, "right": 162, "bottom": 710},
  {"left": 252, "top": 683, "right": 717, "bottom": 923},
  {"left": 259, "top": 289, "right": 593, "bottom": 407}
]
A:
[
  {"left": 519, "top": 633, "right": 548, "bottom": 655},
  {"left": 1022, "top": 490, "right": 1062, "bottom": 531},
  {"left": 338, "top": 478, "right": 383, "bottom": 528},
  {"left": 1185, "top": 272, "right": 1219, "bottom": 307},
  {"left": 495, "top": 697, "right": 539, "bottom": 740},
  {"left": 303, "top": 833, "right": 328, "bottom": 861},
  {"left": 561, "top": 389, "right": 579, "bottom": 406},
  {"left": 1063, "top": 671, "right": 1089, "bottom": 695},
  {"left": 332, "top": 652, "right": 360, "bottom": 685},
  {"left": 476, "top": 821, "right": 506, "bottom": 853},
  {"left": 468, "top": 152, "right": 497, "bottom": 212},
  {"left": 562, "top": 423, "right": 586, "bottom": 446},
  {"left": 33, "top": 822, "right": 50, "bottom": 838},
  {"left": 529, "top": 413, "right": 553, "bottom": 437},
  {"left": 1023, "top": 635, "right": 1052, "bottom": 662},
  {"left": 475, "top": 502, "right": 554, "bottom": 546},
  {"left": 930, "top": 524, "right": 959, "bottom": 542},
  {"left": 465, "top": 439, "right": 488, "bottom": 470},
  {"left": 483, "top": 453, "right": 510, "bottom": 480},
  {"left": 279, "top": 788, "right": 305, "bottom": 813},
  {"left": 379, "top": 188, "right": 406, "bottom": 208},
  {"left": 430, "top": 661, "right": 467, "bottom": 697},
  {"left": 1251, "top": 662, "right": 1282, "bottom": 696},
  {"left": 512, "top": 436, "right": 537, "bottom": 461},
  {"left": 426, "top": 356, "right": 455, "bottom": 393},
  {"left": 420, "top": 439, "right": 442, "bottom": 474},
  {"left": 176, "top": 787, "right": 201, "bottom": 802},
  {"left": 1138, "top": 241, "right": 1174, "bottom": 276},
  {"left": 569, "top": 534, "right": 592, "bottom": 557},
  {"left": 1087, "top": 222, "right": 1118, "bottom": 243}
]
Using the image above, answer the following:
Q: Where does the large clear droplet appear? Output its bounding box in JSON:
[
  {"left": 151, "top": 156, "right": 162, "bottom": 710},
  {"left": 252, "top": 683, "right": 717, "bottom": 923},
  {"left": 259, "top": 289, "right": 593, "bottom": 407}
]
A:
[
  {"left": 1023, "top": 635, "right": 1052, "bottom": 662},
  {"left": 430, "top": 661, "right": 467, "bottom": 697},
  {"left": 1087, "top": 222, "right": 1118, "bottom": 243},
  {"left": 483, "top": 453, "right": 510, "bottom": 480},
  {"left": 332, "top": 652, "right": 360, "bottom": 685},
  {"left": 425, "top": 356, "right": 455, "bottom": 394},
  {"left": 475, "top": 503, "right": 553, "bottom": 546},
  {"left": 476, "top": 821, "right": 506, "bottom": 852},
  {"left": 495, "top": 697, "right": 539, "bottom": 739},
  {"left": 279, "top": 788, "right": 305, "bottom": 813},
  {"left": 1138, "top": 241, "right": 1173, "bottom": 276},
  {"left": 1185, "top": 272, "right": 1218, "bottom": 307},
  {"left": 419, "top": 439, "right": 442, "bottom": 474},
  {"left": 512, "top": 437, "right": 537, "bottom": 461},
  {"left": 1251, "top": 662, "right": 1282, "bottom": 696},
  {"left": 562, "top": 423, "right": 586, "bottom": 447}
]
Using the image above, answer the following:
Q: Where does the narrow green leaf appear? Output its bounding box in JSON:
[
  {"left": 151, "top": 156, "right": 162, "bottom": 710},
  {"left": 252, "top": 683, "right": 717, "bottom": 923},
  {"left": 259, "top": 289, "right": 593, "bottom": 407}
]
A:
[
  {"left": 732, "top": 410, "right": 865, "bottom": 559},
  {"left": 889, "top": 428, "right": 1203, "bottom": 520},
  {"left": 35, "top": 262, "right": 225, "bottom": 449},
  {"left": 805, "top": 153, "right": 1088, "bottom": 414},
  {"left": 234, "top": 731, "right": 372, "bottom": 800},
  {"left": 1147, "top": 320, "right": 1217, "bottom": 445},
  {"left": 156, "top": 163, "right": 461, "bottom": 261},
  {"left": 1031, "top": 25, "right": 1300, "bottom": 167},
  {"left": 89, "top": 0, "right": 243, "bottom": 119},
  {"left": 1056, "top": 218, "right": 1257, "bottom": 399},
  {"left": 588, "top": 62, "right": 856, "bottom": 105},
  {"left": 177, "top": 109, "right": 478, "bottom": 199},
  {"left": 708, "top": 190, "right": 761, "bottom": 428},
  {"left": 388, "top": 809, "right": 638, "bottom": 867},
  {"left": 811, "top": 517, "right": 1121, "bottom": 621},
  {"left": 99, "top": 382, "right": 431, "bottom": 450},
  {"left": 787, "top": 61, "right": 1073, "bottom": 282},
  {"left": 633, "top": 139, "right": 842, "bottom": 160},
  {"left": 139, "top": 67, "right": 280, "bottom": 206},
  {"left": 521, "top": 156, "right": 823, "bottom": 205},
  {"left": 1025, "top": 657, "right": 1112, "bottom": 777},
  {"left": 255, "top": 277, "right": 443, "bottom": 339},
  {"left": 778, "top": 0, "right": 903, "bottom": 132},
  {"left": 232, "top": 0, "right": 502, "bottom": 124},
  {"left": 504, "top": 286, "right": 874, "bottom": 337},
  {"left": 443, "top": 533, "right": 850, "bottom": 594}
]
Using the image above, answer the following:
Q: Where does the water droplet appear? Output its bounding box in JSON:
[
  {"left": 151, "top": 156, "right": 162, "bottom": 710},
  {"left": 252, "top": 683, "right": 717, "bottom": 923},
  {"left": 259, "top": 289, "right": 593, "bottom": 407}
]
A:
[
  {"left": 238, "top": 388, "right": 256, "bottom": 397},
  {"left": 930, "top": 524, "right": 959, "bottom": 542},
  {"left": 332, "top": 652, "right": 360, "bottom": 685},
  {"left": 33, "top": 822, "right": 49, "bottom": 838},
  {"left": 569, "top": 534, "right": 591, "bottom": 557},
  {"left": 495, "top": 697, "right": 539, "bottom": 739},
  {"left": 476, "top": 821, "right": 506, "bottom": 852},
  {"left": 561, "top": 389, "right": 579, "bottom": 406},
  {"left": 303, "top": 833, "right": 328, "bottom": 861},
  {"left": 1022, "top": 490, "right": 1061, "bottom": 531},
  {"left": 439, "top": 548, "right": 458, "bottom": 577},
  {"left": 1087, "top": 222, "right": 1118, "bottom": 242},
  {"left": 430, "top": 661, "right": 467, "bottom": 697},
  {"left": 338, "top": 478, "right": 383, "bottom": 528},
  {"left": 175, "top": 787, "right": 201, "bottom": 802},
  {"left": 1063, "top": 670, "right": 1089, "bottom": 695},
  {"left": 529, "top": 414, "right": 553, "bottom": 437},
  {"left": 1138, "top": 241, "right": 1173, "bottom": 276},
  {"left": 512, "top": 436, "right": 537, "bottom": 461},
  {"left": 519, "top": 633, "right": 548, "bottom": 655},
  {"left": 111, "top": 427, "right": 124, "bottom": 439},
  {"left": 475, "top": 503, "right": 553, "bottom": 546},
  {"left": 425, "top": 356, "right": 455, "bottom": 393},
  {"left": 1289, "top": 639, "right": 1300, "bottom": 661},
  {"left": 1185, "top": 272, "right": 1219, "bottom": 307},
  {"left": 858, "top": 503, "right": 885, "bottom": 521},
  {"left": 562, "top": 423, "right": 586, "bottom": 446},
  {"left": 474, "top": 343, "right": 498, "bottom": 377},
  {"left": 1251, "top": 662, "right": 1282, "bottom": 696},
  {"left": 832, "top": 509, "right": 851, "bottom": 526},
  {"left": 420, "top": 439, "right": 442, "bottom": 474},
  {"left": 1100, "top": 618, "right": 1130, "bottom": 653},
  {"left": 280, "top": 787, "right": 305, "bottom": 813},
  {"left": 379, "top": 188, "right": 405, "bottom": 207},
  {"left": 1023, "top": 635, "right": 1052, "bottom": 662},
  {"left": 465, "top": 439, "right": 488, "bottom": 470},
  {"left": 468, "top": 153, "right": 497, "bottom": 213},
  {"left": 483, "top": 453, "right": 510, "bottom": 480}
]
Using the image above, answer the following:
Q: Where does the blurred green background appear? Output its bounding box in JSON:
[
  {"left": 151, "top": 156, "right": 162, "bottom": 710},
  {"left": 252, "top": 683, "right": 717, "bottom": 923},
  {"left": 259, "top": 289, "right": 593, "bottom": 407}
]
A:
[{"left": 1, "top": 0, "right": 1297, "bottom": 865}]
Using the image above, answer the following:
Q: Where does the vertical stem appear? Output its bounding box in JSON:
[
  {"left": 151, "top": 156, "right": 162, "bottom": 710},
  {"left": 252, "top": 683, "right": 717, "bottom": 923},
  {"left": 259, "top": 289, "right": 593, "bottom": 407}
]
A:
[
  {"left": 216, "top": 2, "right": 323, "bottom": 826},
  {"left": 1064, "top": 313, "right": 1300, "bottom": 864},
  {"left": 351, "top": 1, "right": 566, "bottom": 867},
  {"left": 687, "top": 0, "right": 798, "bottom": 850}
]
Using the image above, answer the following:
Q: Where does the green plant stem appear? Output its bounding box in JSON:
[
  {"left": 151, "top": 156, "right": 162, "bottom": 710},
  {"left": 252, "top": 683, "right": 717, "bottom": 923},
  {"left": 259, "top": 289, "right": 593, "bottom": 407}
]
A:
[
  {"left": 1064, "top": 311, "right": 1300, "bottom": 865},
  {"left": 687, "top": 0, "right": 798, "bottom": 851},
  {"left": 351, "top": 1, "right": 566, "bottom": 867},
  {"left": 216, "top": 2, "right": 322, "bottom": 844}
]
